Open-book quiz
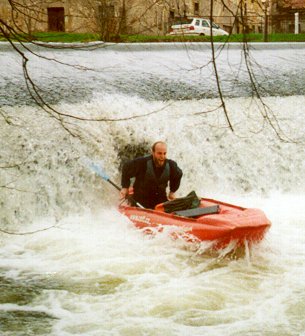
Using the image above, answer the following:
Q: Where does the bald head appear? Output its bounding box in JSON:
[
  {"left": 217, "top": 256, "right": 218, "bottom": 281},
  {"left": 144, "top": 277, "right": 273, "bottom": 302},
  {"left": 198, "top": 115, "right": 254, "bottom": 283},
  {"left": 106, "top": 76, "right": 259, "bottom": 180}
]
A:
[
  {"left": 152, "top": 141, "right": 167, "bottom": 167},
  {"left": 152, "top": 141, "right": 167, "bottom": 152}
]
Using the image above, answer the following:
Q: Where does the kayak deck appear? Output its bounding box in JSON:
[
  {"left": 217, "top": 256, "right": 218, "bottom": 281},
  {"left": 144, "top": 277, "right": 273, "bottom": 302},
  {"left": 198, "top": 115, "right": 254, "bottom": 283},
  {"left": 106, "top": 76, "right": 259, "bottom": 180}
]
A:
[{"left": 119, "top": 198, "right": 271, "bottom": 249}]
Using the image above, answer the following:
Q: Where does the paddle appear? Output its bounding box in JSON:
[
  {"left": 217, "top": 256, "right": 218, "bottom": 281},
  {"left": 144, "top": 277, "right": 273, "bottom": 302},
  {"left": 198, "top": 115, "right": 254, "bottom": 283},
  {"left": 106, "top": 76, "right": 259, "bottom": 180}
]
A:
[{"left": 83, "top": 158, "right": 144, "bottom": 208}]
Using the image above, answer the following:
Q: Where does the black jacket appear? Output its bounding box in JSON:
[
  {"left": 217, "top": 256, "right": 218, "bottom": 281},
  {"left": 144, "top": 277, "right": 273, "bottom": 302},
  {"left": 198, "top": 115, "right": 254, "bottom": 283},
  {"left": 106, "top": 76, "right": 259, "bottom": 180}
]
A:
[{"left": 121, "top": 155, "right": 183, "bottom": 209}]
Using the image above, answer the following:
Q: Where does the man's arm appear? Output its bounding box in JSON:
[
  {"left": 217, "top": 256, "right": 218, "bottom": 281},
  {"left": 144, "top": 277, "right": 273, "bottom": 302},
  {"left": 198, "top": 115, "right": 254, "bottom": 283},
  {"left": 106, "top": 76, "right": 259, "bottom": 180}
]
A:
[
  {"left": 120, "top": 160, "right": 135, "bottom": 199},
  {"left": 121, "top": 161, "right": 133, "bottom": 189},
  {"left": 120, "top": 157, "right": 147, "bottom": 199},
  {"left": 169, "top": 160, "right": 183, "bottom": 198}
]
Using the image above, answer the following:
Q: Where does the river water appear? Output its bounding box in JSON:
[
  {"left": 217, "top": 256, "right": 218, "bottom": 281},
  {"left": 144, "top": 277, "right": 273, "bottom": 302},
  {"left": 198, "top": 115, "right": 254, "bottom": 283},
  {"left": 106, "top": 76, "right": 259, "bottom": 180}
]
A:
[{"left": 1, "top": 42, "right": 305, "bottom": 335}]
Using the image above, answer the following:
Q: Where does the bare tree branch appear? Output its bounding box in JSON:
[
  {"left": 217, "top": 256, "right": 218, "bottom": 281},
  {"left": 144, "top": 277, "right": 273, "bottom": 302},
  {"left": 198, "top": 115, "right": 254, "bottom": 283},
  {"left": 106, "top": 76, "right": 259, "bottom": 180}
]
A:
[
  {"left": 209, "top": 0, "right": 234, "bottom": 131},
  {"left": 0, "top": 224, "right": 60, "bottom": 235}
]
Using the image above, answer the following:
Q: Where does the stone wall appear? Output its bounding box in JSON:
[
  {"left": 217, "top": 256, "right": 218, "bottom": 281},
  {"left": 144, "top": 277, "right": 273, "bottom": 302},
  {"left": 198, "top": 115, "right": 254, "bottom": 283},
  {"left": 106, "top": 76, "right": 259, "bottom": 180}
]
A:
[
  {"left": 123, "top": 0, "right": 237, "bottom": 35},
  {"left": 2, "top": 0, "right": 285, "bottom": 37}
]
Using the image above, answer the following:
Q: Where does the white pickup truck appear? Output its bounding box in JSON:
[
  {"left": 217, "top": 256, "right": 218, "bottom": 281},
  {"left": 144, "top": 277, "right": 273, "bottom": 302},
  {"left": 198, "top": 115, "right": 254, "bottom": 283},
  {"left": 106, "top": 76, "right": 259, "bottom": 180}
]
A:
[{"left": 169, "top": 18, "right": 229, "bottom": 36}]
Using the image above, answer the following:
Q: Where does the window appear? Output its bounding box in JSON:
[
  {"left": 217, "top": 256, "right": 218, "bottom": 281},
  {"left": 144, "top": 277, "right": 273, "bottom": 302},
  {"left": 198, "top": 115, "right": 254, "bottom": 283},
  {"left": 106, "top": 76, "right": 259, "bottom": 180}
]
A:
[
  {"left": 98, "top": 4, "right": 115, "bottom": 19},
  {"left": 47, "top": 7, "right": 65, "bottom": 32},
  {"left": 194, "top": 2, "right": 199, "bottom": 15},
  {"left": 201, "top": 20, "right": 209, "bottom": 27},
  {"left": 195, "top": 19, "right": 200, "bottom": 26}
]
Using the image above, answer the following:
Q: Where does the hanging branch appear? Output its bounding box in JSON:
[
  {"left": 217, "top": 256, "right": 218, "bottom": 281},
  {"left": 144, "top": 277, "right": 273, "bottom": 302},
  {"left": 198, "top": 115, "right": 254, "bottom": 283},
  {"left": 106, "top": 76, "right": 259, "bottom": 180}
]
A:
[
  {"left": 1, "top": 0, "right": 301, "bottom": 142},
  {"left": 209, "top": 0, "right": 234, "bottom": 131},
  {"left": 0, "top": 224, "right": 60, "bottom": 236},
  {"left": 236, "top": 0, "right": 293, "bottom": 142}
]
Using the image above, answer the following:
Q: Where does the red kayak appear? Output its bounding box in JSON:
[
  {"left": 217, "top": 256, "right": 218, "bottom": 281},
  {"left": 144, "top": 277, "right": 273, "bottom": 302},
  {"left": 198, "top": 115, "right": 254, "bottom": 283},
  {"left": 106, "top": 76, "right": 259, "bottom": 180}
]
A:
[{"left": 119, "top": 197, "right": 271, "bottom": 249}]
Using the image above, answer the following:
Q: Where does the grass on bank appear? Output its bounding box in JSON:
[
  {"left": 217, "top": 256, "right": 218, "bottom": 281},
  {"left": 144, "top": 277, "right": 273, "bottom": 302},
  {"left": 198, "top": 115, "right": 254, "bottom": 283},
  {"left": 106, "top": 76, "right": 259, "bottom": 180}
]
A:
[
  {"left": 1, "top": 32, "right": 305, "bottom": 43},
  {"left": 117, "top": 33, "right": 305, "bottom": 43}
]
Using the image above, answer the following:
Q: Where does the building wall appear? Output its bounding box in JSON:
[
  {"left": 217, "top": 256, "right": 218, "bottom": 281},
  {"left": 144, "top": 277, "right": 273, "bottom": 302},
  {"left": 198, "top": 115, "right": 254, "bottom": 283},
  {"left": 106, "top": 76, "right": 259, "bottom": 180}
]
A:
[
  {"left": 275, "top": 0, "right": 305, "bottom": 32},
  {"left": 2, "top": 0, "right": 303, "bottom": 37},
  {"left": 0, "top": 0, "right": 125, "bottom": 36},
  {"left": 1, "top": 0, "right": 236, "bottom": 36},
  {"left": 123, "top": 0, "right": 238, "bottom": 35}
]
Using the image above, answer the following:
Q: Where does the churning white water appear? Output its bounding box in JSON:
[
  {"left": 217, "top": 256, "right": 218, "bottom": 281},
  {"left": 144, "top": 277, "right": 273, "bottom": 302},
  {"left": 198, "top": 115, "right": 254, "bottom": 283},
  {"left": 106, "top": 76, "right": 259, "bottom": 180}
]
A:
[{"left": 1, "top": 42, "right": 305, "bottom": 335}]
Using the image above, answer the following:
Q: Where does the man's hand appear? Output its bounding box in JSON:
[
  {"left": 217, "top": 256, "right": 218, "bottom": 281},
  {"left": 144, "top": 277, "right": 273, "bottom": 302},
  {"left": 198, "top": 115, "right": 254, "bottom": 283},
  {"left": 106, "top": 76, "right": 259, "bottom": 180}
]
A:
[
  {"left": 120, "top": 188, "right": 129, "bottom": 200},
  {"left": 168, "top": 191, "right": 176, "bottom": 201}
]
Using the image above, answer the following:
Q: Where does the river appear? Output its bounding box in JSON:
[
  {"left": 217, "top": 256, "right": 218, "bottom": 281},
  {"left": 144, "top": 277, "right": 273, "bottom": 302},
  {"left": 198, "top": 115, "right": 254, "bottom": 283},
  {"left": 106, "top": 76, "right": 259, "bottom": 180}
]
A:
[{"left": 0, "top": 42, "right": 305, "bottom": 335}]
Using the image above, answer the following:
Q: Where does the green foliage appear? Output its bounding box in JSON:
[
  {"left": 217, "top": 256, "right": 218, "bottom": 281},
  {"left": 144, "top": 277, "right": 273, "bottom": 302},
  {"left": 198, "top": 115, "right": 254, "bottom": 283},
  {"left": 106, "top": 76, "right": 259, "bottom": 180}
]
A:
[
  {"left": 108, "top": 33, "right": 305, "bottom": 43},
  {"left": 31, "top": 32, "right": 101, "bottom": 42},
  {"left": 268, "top": 33, "right": 305, "bottom": 42},
  {"left": 0, "top": 32, "right": 101, "bottom": 43},
  {"left": 119, "top": 34, "right": 228, "bottom": 43},
  {"left": 226, "top": 33, "right": 305, "bottom": 43},
  {"left": 1, "top": 32, "right": 305, "bottom": 43}
]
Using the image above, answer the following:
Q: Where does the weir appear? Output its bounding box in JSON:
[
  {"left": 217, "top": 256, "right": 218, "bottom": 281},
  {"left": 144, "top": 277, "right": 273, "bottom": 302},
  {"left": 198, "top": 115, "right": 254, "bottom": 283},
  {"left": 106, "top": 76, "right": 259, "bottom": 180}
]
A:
[{"left": 0, "top": 43, "right": 305, "bottom": 335}]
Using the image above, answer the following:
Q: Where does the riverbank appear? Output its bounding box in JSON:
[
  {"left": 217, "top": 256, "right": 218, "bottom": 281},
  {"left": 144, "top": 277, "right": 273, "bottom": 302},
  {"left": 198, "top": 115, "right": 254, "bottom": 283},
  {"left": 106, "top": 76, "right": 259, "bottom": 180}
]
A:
[
  {"left": 1, "top": 40, "right": 305, "bottom": 53},
  {"left": 1, "top": 32, "right": 305, "bottom": 43}
]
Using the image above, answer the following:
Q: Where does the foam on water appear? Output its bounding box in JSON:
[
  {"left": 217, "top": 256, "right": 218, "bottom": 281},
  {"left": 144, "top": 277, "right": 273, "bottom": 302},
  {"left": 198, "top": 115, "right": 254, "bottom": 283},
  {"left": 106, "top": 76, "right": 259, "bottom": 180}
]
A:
[
  {"left": 1, "top": 43, "right": 305, "bottom": 335},
  {"left": 1, "top": 194, "right": 304, "bottom": 335},
  {"left": 1, "top": 93, "right": 305, "bottom": 228}
]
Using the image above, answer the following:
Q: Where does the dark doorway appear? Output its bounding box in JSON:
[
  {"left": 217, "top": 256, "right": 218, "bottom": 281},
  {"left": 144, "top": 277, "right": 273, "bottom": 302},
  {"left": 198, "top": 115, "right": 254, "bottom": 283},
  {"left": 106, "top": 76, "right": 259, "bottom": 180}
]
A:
[{"left": 48, "top": 7, "right": 65, "bottom": 32}]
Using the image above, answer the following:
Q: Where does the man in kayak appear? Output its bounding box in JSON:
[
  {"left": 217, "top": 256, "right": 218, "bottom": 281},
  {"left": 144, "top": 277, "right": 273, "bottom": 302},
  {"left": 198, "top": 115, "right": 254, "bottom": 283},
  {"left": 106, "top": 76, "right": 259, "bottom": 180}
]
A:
[{"left": 120, "top": 141, "right": 183, "bottom": 209}]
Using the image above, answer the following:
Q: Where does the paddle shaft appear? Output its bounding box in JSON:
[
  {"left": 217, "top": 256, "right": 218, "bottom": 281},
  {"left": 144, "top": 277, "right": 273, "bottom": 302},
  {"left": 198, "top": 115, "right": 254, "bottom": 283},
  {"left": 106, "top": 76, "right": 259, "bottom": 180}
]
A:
[
  {"left": 85, "top": 159, "right": 145, "bottom": 209},
  {"left": 107, "top": 179, "right": 121, "bottom": 191}
]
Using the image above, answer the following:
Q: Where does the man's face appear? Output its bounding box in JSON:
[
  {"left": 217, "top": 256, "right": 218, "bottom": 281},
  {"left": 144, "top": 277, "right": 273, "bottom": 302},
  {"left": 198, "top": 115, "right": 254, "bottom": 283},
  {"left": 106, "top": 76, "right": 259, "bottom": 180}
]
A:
[{"left": 152, "top": 143, "right": 167, "bottom": 167}]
